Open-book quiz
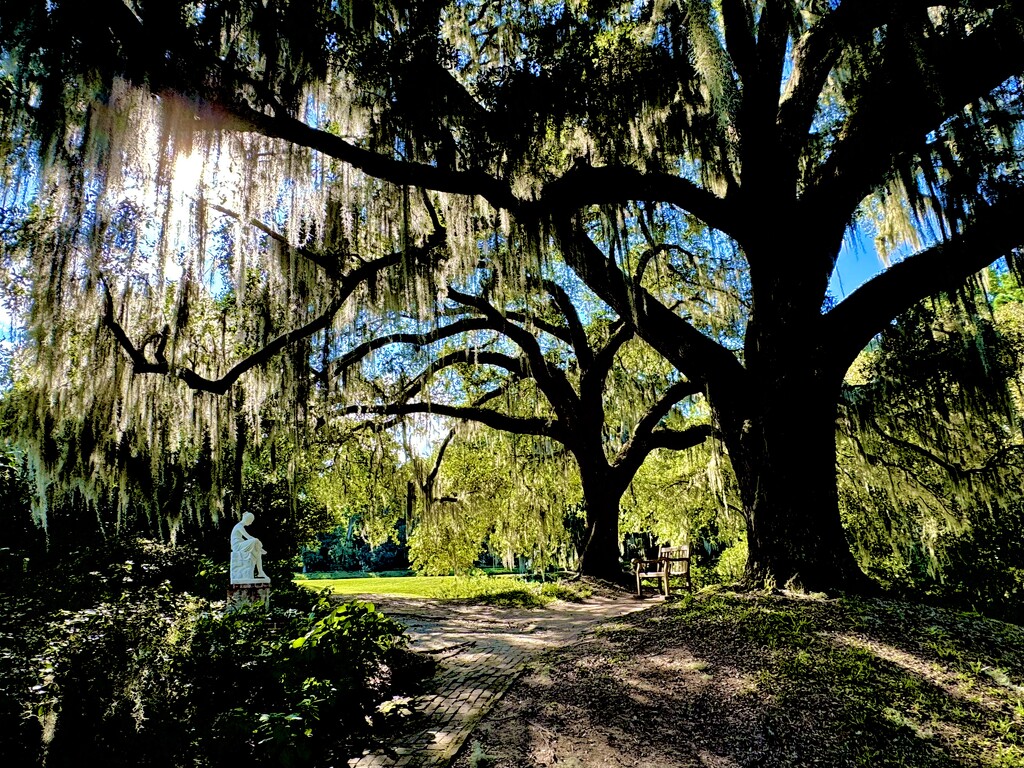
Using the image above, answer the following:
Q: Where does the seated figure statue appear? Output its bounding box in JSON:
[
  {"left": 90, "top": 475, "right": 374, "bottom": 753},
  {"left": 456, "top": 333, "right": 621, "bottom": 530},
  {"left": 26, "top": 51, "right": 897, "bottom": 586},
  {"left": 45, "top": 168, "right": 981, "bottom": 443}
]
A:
[{"left": 230, "top": 512, "right": 270, "bottom": 583}]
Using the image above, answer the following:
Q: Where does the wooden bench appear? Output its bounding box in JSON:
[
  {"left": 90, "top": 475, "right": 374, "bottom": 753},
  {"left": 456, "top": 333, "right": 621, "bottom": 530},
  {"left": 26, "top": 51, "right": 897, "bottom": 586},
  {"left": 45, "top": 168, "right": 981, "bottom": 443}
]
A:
[{"left": 633, "top": 545, "right": 692, "bottom": 597}]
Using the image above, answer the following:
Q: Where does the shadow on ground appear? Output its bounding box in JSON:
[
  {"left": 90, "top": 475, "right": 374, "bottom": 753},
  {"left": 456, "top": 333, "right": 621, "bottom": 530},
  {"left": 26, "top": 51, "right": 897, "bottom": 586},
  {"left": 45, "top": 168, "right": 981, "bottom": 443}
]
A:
[{"left": 451, "top": 590, "right": 1024, "bottom": 768}]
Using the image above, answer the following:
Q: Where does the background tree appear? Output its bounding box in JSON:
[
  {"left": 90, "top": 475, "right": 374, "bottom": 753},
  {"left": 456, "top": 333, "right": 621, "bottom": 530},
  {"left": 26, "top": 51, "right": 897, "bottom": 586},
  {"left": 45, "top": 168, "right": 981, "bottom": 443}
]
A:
[
  {"left": 406, "top": 428, "right": 583, "bottom": 575},
  {"left": 331, "top": 256, "right": 712, "bottom": 579},
  {"left": 0, "top": 89, "right": 443, "bottom": 541}
]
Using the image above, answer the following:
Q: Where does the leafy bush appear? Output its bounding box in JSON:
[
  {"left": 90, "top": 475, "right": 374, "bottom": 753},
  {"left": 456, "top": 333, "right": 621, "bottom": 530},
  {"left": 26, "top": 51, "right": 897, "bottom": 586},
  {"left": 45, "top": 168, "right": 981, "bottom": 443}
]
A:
[
  {"left": 0, "top": 539, "right": 429, "bottom": 767},
  {"left": 295, "top": 569, "right": 413, "bottom": 580},
  {"left": 429, "top": 575, "right": 596, "bottom": 607},
  {"left": 361, "top": 539, "right": 409, "bottom": 572},
  {"left": 430, "top": 574, "right": 532, "bottom": 601},
  {"left": 472, "top": 587, "right": 550, "bottom": 608},
  {"left": 714, "top": 539, "right": 748, "bottom": 584}
]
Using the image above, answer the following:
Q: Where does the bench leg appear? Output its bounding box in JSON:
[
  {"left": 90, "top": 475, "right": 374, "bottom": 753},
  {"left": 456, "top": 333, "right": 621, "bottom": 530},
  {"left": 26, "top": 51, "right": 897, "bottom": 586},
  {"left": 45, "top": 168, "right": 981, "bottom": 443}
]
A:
[{"left": 636, "top": 571, "right": 642, "bottom": 596}]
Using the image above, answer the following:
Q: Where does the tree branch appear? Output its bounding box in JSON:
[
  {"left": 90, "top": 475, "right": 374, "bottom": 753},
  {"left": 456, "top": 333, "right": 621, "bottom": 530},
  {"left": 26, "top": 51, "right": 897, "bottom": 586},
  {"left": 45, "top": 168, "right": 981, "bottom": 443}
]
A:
[
  {"left": 778, "top": 0, "right": 944, "bottom": 155},
  {"left": 646, "top": 423, "right": 715, "bottom": 453},
  {"left": 445, "top": 287, "right": 580, "bottom": 409},
  {"left": 390, "top": 348, "right": 528, "bottom": 405},
  {"left": 556, "top": 219, "right": 744, "bottom": 391},
  {"left": 635, "top": 378, "right": 705, "bottom": 441},
  {"left": 101, "top": 276, "right": 169, "bottom": 374},
  {"left": 206, "top": 202, "right": 348, "bottom": 279},
  {"left": 325, "top": 317, "right": 495, "bottom": 384},
  {"left": 500, "top": 309, "right": 575, "bottom": 346},
  {"left": 338, "top": 402, "right": 560, "bottom": 439},
  {"left": 175, "top": 228, "right": 446, "bottom": 393},
  {"left": 581, "top": 324, "right": 634, "bottom": 406},
  {"left": 540, "top": 278, "right": 593, "bottom": 369},
  {"left": 419, "top": 381, "right": 521, "bottom": 503},
  {"left": 824, "top": 184, "right": 1024, "bottom": 376},
  {"left": 613, "top": 378, "right": 707, "bottom": 474},
  {"left": 423, "top": 428, "right": 457, "bottom": 504},
  {"left": 614, "top": 422, "right": 713, "bottom": 481},
  {"left": 804, "top": 4, "right": 1024, "bottom": 230},
  {"left": 176, "top": 296, "right": 344, "bottom": 395},
  {"left": 227, "top": 102, "right": 521, "bottom": 213},
  {"left": 720, "top": 0, "right": 757, "bottom": 88},
  {"left": 541, "top": 164, "right": 732, "bottom": 235}
]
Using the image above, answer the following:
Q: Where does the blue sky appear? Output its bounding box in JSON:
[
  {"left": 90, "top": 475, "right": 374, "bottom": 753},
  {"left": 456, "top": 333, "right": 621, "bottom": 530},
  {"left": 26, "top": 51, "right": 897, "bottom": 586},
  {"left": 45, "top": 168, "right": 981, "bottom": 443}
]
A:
[{"left": 829, "top": 222, "right": 886, "bottom": 301}]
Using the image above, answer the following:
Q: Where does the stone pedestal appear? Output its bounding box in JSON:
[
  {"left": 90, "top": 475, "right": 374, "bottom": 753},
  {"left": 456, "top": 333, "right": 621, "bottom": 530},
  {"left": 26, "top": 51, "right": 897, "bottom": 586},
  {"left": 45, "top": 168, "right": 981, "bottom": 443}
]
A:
[{"left": 226, "top": 579, "right": 272, "bottom": 611}]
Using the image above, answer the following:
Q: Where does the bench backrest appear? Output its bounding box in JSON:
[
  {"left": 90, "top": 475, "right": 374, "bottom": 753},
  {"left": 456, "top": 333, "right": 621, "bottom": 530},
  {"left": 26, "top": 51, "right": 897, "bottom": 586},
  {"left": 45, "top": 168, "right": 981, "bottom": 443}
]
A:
[{"left": 659, "top": 545, "right": 690, "bottom": 575}]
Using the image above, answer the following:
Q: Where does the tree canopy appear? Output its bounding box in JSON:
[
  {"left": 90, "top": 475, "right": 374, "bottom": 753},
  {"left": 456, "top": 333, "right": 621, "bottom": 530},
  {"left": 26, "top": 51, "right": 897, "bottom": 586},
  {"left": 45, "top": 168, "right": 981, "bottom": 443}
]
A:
[{"left": 2, "top": 0, "right": 1024, "bottom": 590}]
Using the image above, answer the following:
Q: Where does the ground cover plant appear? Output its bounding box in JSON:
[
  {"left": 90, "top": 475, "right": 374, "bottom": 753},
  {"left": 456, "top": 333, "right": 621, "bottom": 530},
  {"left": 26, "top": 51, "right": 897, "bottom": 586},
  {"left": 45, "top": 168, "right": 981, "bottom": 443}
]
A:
[
  {"left": 0, "top": 539, "right": 430, "bottom": 768},
  {"left": 453, "top": 589, "right": 1024, "bottom": 768}
]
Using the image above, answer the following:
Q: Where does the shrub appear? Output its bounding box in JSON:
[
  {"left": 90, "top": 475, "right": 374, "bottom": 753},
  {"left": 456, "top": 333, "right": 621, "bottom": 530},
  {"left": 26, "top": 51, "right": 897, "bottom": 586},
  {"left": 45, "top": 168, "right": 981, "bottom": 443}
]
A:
[
  {"left": 301, "top": 525, "right": 410, "bottom": 574},
  {"left": 714, "top": 539, "right": 748, "bottom": 584},
  {"left": 1, "top": 539, "right": 429, "bottom": 767},
  {"left": 430, "top": 575, "right": 595, "bottom": 607}
]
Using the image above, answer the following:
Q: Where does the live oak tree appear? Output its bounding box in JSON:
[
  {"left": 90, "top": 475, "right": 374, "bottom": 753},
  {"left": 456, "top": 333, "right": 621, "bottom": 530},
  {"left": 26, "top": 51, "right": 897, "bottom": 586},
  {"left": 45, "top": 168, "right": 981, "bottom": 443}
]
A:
[
  {"left": 3, "top": 1, "right": 1024, "bottom": 590},
  {"left": 332, "top": 263, "right": 711, "bottom": 579}
]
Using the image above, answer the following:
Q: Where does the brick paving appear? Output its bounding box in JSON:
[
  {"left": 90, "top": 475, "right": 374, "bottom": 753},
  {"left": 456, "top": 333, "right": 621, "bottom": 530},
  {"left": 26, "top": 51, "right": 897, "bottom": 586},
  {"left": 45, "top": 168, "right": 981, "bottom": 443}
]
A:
[{"left": 347, "top": 595, "right": 654, "bottom": 767}]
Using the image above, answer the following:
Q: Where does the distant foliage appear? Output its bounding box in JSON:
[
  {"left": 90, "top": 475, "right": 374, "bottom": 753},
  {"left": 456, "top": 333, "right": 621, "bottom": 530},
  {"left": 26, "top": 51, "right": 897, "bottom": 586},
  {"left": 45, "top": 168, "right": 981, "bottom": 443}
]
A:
[
  {"left": 621, "top": 439, "right": 745, "bottom": 570},
  {"left": 301, "top": 521, "right": 410, "bottom": 573},
  {"left": 714, "top": 539, "right": 749, "bottom": 585},
  {"left": 408, "top": 431, "right": 582, "bottom": 576}
]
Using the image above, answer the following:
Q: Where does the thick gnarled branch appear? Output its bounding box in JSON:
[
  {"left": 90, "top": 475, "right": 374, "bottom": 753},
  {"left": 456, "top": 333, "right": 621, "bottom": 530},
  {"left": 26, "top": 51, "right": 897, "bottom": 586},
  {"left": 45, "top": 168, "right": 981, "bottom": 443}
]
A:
[
  {"left": 540, "top": 278, "right": 593, "bottom": 369},
  {"left": 581, "top": 324, "right": 633, "bottom": 409},
  {"left": 324, "top": 317, "right": 495, "bottom": 384},
  {"left": 804, "top": 4, "right": 1024, "bottom": 231},
  {"left": 111, "top": 228, "right": 446, "bottom": 394},
  {"left": 540, "top": 164, "right": 731, "bottom": 234},
  {"left": 445, "top": 287, "right": 579, "bottom": 409},
  {"left": 613, "top": 379, "right": 710, "bottom": 479},
  {"left": 824, "top": 185, "right": 1024, "bottom": 376},
  {"left": 390, "top": 348, "right": 528, "bottom": 405},
  {"left": 556, "top": 218, "right": 744, "bottom": 391}
]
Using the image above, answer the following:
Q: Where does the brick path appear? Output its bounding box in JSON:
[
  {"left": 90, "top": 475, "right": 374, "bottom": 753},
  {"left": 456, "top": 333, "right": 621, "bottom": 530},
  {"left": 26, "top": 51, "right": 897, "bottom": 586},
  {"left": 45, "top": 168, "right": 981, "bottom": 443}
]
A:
[{"left": 347, "top": 595, "right": 653, "bottom": 767}]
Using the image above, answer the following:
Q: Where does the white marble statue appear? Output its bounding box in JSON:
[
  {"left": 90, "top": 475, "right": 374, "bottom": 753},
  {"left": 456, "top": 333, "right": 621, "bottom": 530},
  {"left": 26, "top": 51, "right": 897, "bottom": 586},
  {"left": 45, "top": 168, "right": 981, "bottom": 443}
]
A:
[{"left": 230, "top": 512, "right": 270, "bottom": 583}]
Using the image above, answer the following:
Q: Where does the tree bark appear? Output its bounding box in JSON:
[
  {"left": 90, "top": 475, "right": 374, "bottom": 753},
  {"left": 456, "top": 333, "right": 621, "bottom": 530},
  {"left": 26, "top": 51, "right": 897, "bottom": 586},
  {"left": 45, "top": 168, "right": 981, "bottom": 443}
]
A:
[
  {"left": 576, "top": 467, "right": 627, "bottom": 582},
  {"left": 716, "top": 360, "right": 872, "bottom": 594}
]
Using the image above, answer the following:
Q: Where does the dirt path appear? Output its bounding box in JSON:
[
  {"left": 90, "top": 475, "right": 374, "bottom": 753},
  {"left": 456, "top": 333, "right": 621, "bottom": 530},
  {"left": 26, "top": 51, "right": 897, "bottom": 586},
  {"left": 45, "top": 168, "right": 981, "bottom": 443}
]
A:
[{"left": 347, "top": 594, "right": 656, "bottom": 768}]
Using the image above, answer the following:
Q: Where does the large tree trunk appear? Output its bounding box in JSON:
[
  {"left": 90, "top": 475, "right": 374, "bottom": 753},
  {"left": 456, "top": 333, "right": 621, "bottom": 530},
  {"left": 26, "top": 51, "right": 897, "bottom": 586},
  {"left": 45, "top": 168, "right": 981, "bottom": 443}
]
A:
[
  {"left": 716, "top": 357, "right": 871, "bottom": 593},
  {"left": 577, "top": 469, "right": 626, "bottom": 582}
]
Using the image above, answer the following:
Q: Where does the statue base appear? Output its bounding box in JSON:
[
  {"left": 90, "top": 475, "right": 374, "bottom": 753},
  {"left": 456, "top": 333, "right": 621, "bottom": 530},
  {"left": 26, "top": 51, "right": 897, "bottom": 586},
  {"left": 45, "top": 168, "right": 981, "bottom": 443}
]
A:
[{"left": 226, "top": 580, "right": 272, "bottom": 611}]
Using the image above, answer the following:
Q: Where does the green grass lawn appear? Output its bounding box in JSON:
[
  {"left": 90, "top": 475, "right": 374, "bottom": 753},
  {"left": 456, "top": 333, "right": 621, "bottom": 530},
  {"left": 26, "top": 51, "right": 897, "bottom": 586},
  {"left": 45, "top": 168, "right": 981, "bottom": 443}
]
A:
[
  {"left": 297, "top": 574, "right": 472, "bottom": 598},
  {"left": 295, "top": 572, "right": 593, "bottom": 605}
]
